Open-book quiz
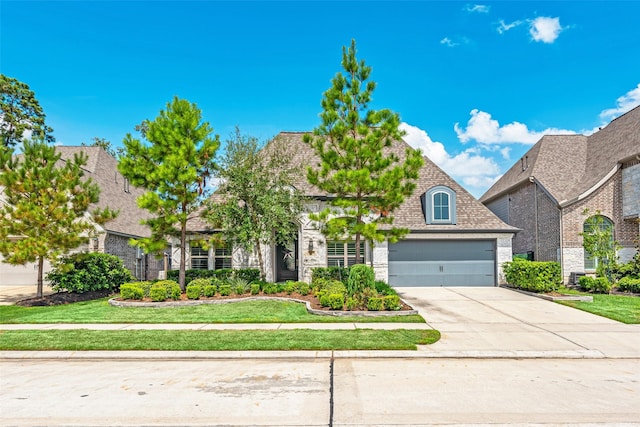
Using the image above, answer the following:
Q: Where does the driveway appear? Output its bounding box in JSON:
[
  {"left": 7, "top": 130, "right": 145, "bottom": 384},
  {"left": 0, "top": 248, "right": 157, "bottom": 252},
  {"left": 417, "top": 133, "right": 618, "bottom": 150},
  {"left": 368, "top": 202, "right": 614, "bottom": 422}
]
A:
[{"left": 395, "top": 286, "right": 640, "bottom": 358}]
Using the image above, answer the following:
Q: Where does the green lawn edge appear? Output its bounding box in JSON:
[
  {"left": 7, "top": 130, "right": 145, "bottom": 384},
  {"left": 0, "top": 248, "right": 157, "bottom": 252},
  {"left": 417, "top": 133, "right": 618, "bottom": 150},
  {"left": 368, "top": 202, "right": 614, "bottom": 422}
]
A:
[
  {"left": 554, "top": 287, "right": 639, "bottom": 324},
  {"left": 0, "top": 329, "right": 441, "bottom": 351},
  {"left": 0, "top": 298, "right": 425, "bottom": 324}
]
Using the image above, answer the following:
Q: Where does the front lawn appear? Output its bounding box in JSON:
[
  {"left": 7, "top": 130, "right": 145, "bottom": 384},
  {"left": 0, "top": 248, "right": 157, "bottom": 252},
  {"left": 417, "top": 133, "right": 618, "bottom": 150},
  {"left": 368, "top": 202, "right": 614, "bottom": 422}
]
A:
[
  {"left": 0, "top": 329, "right": 440, "bottom": 351},
  {"left": 555, "top": 288, "right": 640, "bottom": 324},
  {"left": 0, "top": 297, "right": 425, "bottom": 324}
]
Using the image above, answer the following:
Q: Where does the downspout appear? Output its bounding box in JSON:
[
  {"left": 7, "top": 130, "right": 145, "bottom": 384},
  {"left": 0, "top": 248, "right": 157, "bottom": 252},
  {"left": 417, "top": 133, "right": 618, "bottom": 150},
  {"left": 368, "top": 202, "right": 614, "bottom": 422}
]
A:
[{"left": 532, "top": 177, "right": 539, "bottom": 260}]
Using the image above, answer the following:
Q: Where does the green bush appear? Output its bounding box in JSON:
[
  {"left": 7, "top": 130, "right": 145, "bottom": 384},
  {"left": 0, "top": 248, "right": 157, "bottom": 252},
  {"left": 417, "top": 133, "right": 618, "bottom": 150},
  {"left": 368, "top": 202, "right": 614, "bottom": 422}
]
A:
[
  {"left": 578, "top": 276, "right": 611, "bottom": 294},
  {"left": 617, "top": 276, "right": 640, "bottom": 293},
  {"left": 219, "top": 284, "right": 232, "bottom": 296},
  {"left": 312, "top": 266, "right": 350, "bottom": 284},
  {"left": 263, "top": 284, "right": 278, "bottom": 295},
  {"left": 284, "top": 281, "right": 298, "bottom": 295},
  {"left": 120, "top": 283, "right": 144, "bottom": 300},
  {"left": 150, "top": 283, "right": 168, "bottom": 302},
  {"left": 298, "top": 282, "right": 310, "bottom": 296},
  {"left": 203, "top": 285, "right": 217, "bottom": 297},
  {"left": 186, "top": 284, "right": 202, "bottom": 300},
  {"left": 367, "top": 297, "right": 384, "bottom": 311},
  {"left": 141, "top": 281, "right": 154, "bottom": 298},
  {"left": 233, "top": 284, "right": 246, "bottom": 295},
  {"left": 226, "top": 277, "right": 250, "bottom": 295},
  {"left": 346, "top": 265, "right": 375, "bottom": 296},
  {"left": 383, "top": 295, "right": 402, "bottom": 311},
  {"left": 250, "top": 283, "right": 261, "bottom": 295},
  {"left": 374, "top": 280, "right": 396, "bottom": 296},
  {"left": 47, "top": 252, "right": 133, "bottom": 294},
  {"left": 503, "top": 259, "right": 561, "bottom": 293},
  {"left": 167, "top": 268, "right": 261, "bottom": 284},
  {"left": 319, "top": 293, "right": 344, "bottom": 310},
  {"left": 314, "top": 279, "right": 347, "bottom": 300},
  {"left": 345, "top": 297, "right": 359, "bottom": 311},
  {"left": 187, "top": 278, "right": 211, "bottom": 289},
  {"left": 153, "top": 280, "right": 181, "bottom": 300}
]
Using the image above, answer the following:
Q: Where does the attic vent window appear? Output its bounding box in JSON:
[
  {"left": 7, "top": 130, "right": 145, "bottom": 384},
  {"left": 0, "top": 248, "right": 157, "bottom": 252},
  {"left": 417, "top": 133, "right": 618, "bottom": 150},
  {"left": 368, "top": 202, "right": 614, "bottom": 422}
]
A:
[
  {"left": 124, "top": 177, "right": 130, "bottom": 193},
  {"left": 422, "top": 186, "right": 457, "bottom": 225},
  {"left": 521, "top": 155, "right": 529, "bottom": 171}
]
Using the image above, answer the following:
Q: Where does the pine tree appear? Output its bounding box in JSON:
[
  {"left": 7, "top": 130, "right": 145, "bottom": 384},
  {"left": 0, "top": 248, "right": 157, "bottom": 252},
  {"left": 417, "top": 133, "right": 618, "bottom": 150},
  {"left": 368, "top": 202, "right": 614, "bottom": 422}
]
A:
[
  {"left": 0, "top": 139, "right": 117, "bottom": 296},
  {"left": 204, "top": 129, "right": 304, "bottom": 280},
  {"left": 303, "top": 40, "right": 424, "bottom": 263},
  {"left": 118, "top": 97, "right": 220, "bottom": 290}
]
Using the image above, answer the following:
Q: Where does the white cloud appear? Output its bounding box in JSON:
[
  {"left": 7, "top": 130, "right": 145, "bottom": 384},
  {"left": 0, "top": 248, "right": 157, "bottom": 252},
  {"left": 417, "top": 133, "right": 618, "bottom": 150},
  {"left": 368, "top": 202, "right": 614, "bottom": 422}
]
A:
[
  {"left": 440, "top": 37, "right": 458, "bottom": 48},
  {"left": 500, "top": 147, "right": 511, "bottom": 160},
  {"left": 465, "top": 4, "right": 490, "bottom": 13},
  {"left": 599, "top": 83, "right": 640, "bottom": 120},
  {"left": 400, "top": 122, "right": 502, "bottom": 194},
  {"left": 529, "top": 16, "right": 563, "bottom": 43},
  {"left": 497, "top": 19, "right": 523, "bottom": 34},
  {"left": 454, "top": 109, "right": 576, "bottom": 145}
]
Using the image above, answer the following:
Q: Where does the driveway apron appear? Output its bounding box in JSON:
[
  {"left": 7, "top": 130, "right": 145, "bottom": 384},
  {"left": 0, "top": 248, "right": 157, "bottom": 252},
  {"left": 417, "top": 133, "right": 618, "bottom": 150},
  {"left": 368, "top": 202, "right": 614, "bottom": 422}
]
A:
[{"left": 395, "top": 286, "right": 640, "bottom": 358}]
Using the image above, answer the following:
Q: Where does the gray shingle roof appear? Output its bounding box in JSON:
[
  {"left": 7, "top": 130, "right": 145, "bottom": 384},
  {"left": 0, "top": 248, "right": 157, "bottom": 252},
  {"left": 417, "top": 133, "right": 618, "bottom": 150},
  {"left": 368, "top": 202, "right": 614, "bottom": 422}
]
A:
[
  {"left": 56, "top": 146, "right": 152, "bottom": 238},
  {"left": 481, "top": 105, "right": 640, "bottom": 205}
]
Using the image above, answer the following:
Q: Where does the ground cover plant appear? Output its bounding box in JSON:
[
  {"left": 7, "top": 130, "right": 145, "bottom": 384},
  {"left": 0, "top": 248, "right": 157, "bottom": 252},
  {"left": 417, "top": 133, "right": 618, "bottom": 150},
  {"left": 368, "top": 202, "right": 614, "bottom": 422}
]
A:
[
  {"left": 0, "top": 329, "right": 440, "bottom": 351},
  {"left": 0, "top": 298, "right": 424, "bottom": 324}
]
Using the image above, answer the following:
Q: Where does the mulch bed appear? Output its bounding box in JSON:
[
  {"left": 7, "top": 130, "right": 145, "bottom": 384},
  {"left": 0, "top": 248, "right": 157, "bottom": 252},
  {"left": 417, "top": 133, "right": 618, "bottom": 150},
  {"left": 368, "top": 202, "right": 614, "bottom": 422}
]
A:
[{"left": 16, "top": 289, "right": 414, "bottom": 312}]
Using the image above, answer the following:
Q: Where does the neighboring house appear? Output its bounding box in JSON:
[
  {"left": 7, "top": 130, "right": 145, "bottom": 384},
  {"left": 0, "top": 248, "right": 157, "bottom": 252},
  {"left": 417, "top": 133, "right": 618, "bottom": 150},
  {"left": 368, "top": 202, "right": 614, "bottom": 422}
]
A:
[
  {"left": 0, "top": 146, "right": 162, "bottom": 285},
  {"left": 480, "top": 106, "right": 640, "bottom": 282},
  {"left": 176, "top": 132, "right": 517, "bottom": 287}
]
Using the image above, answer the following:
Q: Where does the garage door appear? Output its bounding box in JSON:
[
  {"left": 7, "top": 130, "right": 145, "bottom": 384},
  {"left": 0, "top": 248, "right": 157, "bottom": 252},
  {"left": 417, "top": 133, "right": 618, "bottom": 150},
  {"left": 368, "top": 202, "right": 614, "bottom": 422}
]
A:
[{"left": 388, "top": 240, "right": 496, "bottom": 287}]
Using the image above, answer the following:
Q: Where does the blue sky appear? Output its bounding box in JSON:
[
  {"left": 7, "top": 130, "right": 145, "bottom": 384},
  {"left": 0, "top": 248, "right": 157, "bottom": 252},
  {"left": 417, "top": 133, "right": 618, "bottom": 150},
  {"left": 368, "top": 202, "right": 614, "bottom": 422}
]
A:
[{"left": 2, "top": 1, "right": 639, "bottom": 197}]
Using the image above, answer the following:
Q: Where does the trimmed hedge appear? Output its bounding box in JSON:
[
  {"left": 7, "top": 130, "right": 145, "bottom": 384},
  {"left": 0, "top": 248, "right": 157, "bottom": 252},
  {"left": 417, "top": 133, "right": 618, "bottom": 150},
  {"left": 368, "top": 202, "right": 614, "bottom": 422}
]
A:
[
  {"left": 120, "top": 283, "right": 144, "bottom": 300},
  {"left": 311, "top": 266, "right": 350, "bottom": 284},
  {"left": 503, "top": 259, "right": 561, "bottom": 293},
  {"left": 167, "top": 268, "right": 260, "bottom": 284}
]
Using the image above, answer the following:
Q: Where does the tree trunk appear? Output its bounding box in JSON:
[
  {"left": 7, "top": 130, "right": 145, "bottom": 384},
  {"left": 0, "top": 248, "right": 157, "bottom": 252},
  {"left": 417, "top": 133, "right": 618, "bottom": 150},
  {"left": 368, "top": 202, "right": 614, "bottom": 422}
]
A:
[
  {"left": 179, "top": 223, "right": 187, "bottom": 291},
  {"left": 36, "top": 256, "right": 44, "bottom": 298},
  {"left": 254, "top": 237, "right": 266, "bottom": 281}
]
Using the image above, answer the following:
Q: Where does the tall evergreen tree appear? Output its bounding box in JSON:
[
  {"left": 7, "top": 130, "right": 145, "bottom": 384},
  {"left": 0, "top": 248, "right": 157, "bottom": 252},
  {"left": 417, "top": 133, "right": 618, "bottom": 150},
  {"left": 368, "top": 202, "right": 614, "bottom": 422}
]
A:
[
  {"left": 0, "top": 74, "right": 54, "bottom": 147},
  {"left": 303, "top": 40, "right": 424, "bottom": 263},
  {"left": 118, "top": 97, "right": 220, "bottom": 290},
  {"left": 0, "top": 138, "right": 117, "bottom": 296},
  {"left": 204, "top": 129, "right": 304, "bottom": 280}
]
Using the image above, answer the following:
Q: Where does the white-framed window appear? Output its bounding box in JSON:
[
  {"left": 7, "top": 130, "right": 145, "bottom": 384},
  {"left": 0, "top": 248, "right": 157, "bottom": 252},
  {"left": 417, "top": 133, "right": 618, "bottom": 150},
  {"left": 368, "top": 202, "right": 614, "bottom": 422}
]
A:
[
  {"left": 423, "top": 186, "right": 456, "bottom": 224},
  {"left": 190, "top": 244, "right": 209, "bottom": 270},
  {"left": 327, "top": 241, "right": 365, "bottom": 267},
  {"left": 214, "top": 244, "right": 232, "bottom": 269}
]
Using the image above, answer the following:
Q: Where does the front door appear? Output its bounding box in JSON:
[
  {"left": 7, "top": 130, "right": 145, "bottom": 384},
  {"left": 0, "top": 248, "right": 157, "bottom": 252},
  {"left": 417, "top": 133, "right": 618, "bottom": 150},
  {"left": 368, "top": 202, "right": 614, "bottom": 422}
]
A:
[{"left": 276, "top": 239, "right": 298, "bottom": 282}]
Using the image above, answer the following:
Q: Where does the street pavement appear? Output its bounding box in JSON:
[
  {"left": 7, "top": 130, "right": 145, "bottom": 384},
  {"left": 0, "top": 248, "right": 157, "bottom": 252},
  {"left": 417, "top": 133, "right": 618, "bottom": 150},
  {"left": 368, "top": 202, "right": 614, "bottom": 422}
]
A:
[{"left": 1, "top": 285, "right": 639, "bottom": 426}]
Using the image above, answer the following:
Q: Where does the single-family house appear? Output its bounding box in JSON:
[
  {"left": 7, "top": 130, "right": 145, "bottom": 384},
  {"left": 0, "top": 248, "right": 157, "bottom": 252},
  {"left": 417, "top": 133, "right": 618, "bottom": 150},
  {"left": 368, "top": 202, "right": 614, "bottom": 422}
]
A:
[
  {"left": 480, "top": 106, "right": 640, "bottom": 282},
  {"left": 176, "top": 132, "right": 517, "bottom": 287},
  {"left": 0, "top": 146, "right": 162, "bottom": 285}
]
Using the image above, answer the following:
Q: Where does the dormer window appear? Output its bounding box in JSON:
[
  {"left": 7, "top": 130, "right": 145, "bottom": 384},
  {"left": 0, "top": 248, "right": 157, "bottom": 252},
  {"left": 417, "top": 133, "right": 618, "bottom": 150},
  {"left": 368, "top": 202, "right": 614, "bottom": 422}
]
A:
[{"left": 423, "top": 186, "right": 456, "bottom": 225}]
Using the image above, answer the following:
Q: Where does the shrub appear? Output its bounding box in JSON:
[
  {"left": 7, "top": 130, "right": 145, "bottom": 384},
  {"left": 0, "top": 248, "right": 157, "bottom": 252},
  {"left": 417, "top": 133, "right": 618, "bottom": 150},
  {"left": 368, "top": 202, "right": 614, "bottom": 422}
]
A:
[
  {"left": 312, "top": 266, "right": 350, "bottom": 284},
  {"left": 298, "top": 282, "right": 310, "bottom": 296},
  {"left": 374, "top": 280, "right": 396, "bottom": 296},
  {"left": 120, "top": 283, "right": 144, "bottom": 300},
  {"left": 314, "top": 279, "right": 347, "bottom": 300},
  {"left": 383, "top": 295, "right": 402, "bottom": 311},
  {"left": 357, "top": 287, "right": 379, "bottom": 307},
  {"left": 579, "top": 276, "right": 612, "bottom": 294},
  {"left": 617, "top": 276, "right": 640, "bottom": 293},
  {"left": 234, "top": 268, "right": 261, "bottom": 283},
  {"left": 263, "top": 284, "right": 278, "bottom": 295},
  {"left": 203, "top": 285, "right": 217, "bottom": 297},
  {"left": 345, "top": 297, "right": 359, "bottom": 311},
  {"left": 284, "top": 281, "right": 298, "bottom": 295},
  {"left": 141, "top": 281, "right": 154, "bottom": 298},
  {"left": 154, "top": 280, "right": 182, "bottom": 300},
  {"left": 150, "top": 284, "right": 168, "bottom": 302},
  {"left": 346, "top": 265, "right": 375, "bottom": 296},
  {"left": 167, "top": 268, "right": 261, "bottom": 284},
  {"left": 187, "top": 278, "right": 211, "bottom": 289},
  {"left": 233, "top": 284, "right": 246, "bottom": 295},
  {"left": 186, "top": 284, "right": 202, "bottom": 300},
  {"left": 503, "top": 259, "right": 561, "bottom": 293},
  {"left": 219, "top": 284, "right": 232, "bottom": 296},
  {"left": 226, "top": 277, "right": 250, "bottom": 295},
  {"left": 47, "top": 252, "right": 133, "bottom": 294},
  {"left": 250, "top": 283, "right": 261, "bottom": 295},
  {"left": 367, "top": 297, "right": 384, "bottom": 311},
  {"left": 320, "top": 293, "right": 344, "bottom": 310}
]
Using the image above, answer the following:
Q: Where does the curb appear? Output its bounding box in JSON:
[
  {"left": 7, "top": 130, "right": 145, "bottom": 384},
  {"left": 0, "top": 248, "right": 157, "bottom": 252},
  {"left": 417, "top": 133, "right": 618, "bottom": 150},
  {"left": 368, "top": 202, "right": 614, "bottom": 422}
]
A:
[{"left": 501, "top": 286, "right": 593, "bottom": 302}]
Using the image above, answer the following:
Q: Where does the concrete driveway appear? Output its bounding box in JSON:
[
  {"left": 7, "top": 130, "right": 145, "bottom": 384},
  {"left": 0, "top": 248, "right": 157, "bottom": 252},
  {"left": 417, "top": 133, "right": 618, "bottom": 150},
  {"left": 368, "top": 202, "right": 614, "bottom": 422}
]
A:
[{"left": 395, "top": 286, "right": 640, "bottom": 358}]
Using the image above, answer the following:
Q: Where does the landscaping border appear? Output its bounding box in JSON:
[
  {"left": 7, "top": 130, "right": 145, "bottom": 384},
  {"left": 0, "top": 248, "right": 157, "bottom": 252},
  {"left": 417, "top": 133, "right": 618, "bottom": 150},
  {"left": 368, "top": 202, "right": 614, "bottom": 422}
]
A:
[{"left": 108, "top": 296, "right": 419, "bottom": 317}]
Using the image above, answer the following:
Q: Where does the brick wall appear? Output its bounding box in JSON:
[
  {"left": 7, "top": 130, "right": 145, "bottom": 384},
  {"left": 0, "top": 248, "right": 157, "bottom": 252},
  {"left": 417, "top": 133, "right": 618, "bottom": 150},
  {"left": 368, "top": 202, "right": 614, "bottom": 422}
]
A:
[
  {"left": 507, "top": 183, "right": 536, "bottom": 254},
  {"left": 535, "top": 185, "right": 561, "bottom": 262},
  {"left": 104, "top": 233, "right": 163, "bottom": 281}
]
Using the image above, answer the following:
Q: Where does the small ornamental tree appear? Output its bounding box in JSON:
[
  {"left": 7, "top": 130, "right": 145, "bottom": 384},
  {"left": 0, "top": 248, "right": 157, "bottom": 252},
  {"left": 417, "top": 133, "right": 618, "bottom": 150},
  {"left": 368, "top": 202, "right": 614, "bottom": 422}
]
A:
[
  {"left": 580, "top": 209, "right": 620, "bottom": 280},
  {"left": 204, "top": 129, "right": 304, "bottom": 280},
  {"left": 0, "top": 74, "right": 55, "bottom": 147},
  {"left": 303, "top": 40, "right": 424, "bottom": 263},
  {"left": 0, "top": 138, "right": 117, "bottom": 296},
  {"left": 118, "top": 97, "right": 220, "bottom": 290}
]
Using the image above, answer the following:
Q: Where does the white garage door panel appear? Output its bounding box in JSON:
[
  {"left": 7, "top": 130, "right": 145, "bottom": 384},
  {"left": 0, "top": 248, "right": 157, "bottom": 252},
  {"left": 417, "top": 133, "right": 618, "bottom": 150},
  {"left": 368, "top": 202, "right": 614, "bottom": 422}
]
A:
[
  {"left": 0, "top": 260, "right": 52, "bottom": 286},
  {"left": 388, "top": 240, "right": 496, "bottom": 287}
]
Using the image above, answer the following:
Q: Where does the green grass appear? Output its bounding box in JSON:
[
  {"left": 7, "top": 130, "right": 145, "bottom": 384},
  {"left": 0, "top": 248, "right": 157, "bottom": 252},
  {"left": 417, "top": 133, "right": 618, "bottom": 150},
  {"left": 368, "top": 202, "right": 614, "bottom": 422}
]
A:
[
  {"left": 0, "top": 329, "right": 440, "bottom": 351},
  {"left": 0, "top": 298, "right": 425, "bottom": 324},
  {"left": 556, "top": 287, "right": 640, "bottom": 324}
]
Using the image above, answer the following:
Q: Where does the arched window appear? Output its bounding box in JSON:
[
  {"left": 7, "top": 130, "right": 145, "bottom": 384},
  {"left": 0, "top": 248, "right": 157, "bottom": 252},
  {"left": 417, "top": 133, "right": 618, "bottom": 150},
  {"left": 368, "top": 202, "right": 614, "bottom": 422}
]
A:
[
  {"left": 422, "top": 186, "right": 457, "bottom": 224},
  {"left": 583, "top": 215, "right": 614, "bottom": 271}
]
